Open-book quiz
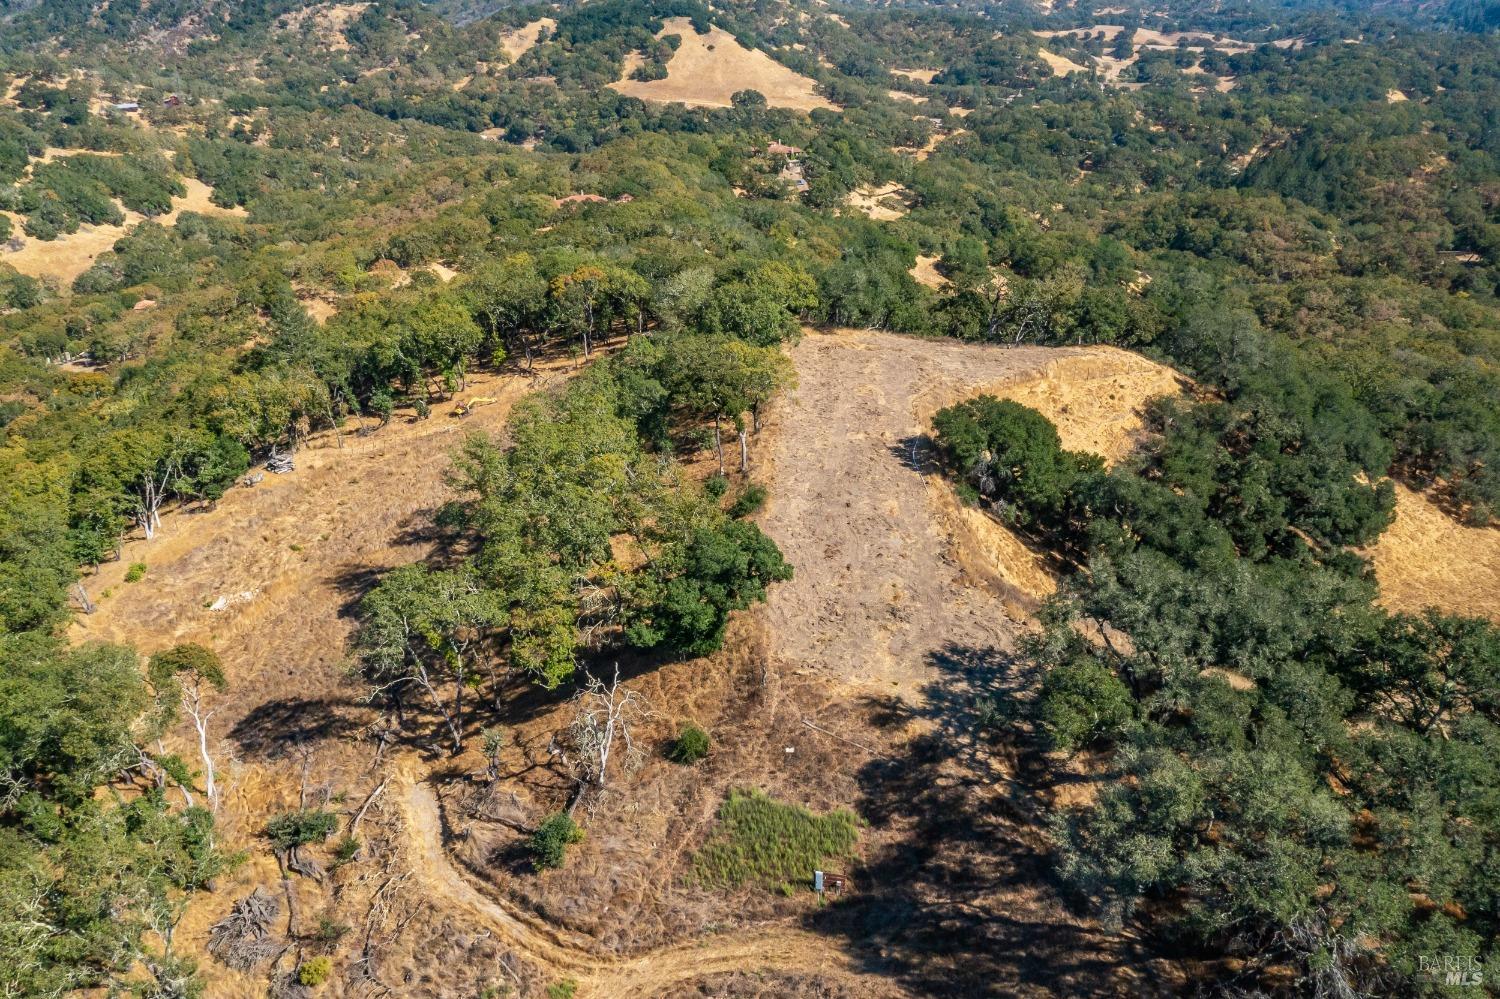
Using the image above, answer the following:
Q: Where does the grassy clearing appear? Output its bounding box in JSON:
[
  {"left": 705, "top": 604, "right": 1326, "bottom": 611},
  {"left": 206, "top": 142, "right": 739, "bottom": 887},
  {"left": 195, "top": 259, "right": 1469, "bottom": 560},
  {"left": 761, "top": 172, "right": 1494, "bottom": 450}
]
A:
[{"left": 692, "top": 788, "right": 859, "bottom": 892}]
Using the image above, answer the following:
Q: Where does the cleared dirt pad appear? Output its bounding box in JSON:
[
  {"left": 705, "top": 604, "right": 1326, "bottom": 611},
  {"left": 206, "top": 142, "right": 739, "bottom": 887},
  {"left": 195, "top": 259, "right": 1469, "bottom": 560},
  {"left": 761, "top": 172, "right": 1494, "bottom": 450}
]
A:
[
  {"left": 761, "top": 331, "right": 1140, "bottom": 692},
  {"left": 755, "top": 329, "right": 1152, "bottom": 995},
  {"left": 609, "top": 17, "right": 837, "bottom": 111},
  {"left": 761, "top": 332, "right": 1189, "bottom": 646}
]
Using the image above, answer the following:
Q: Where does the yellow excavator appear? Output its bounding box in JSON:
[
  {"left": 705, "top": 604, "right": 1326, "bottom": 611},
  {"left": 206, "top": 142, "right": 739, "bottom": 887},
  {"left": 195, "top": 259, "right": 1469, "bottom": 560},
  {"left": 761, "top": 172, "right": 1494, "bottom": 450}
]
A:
[{"left": 452, "top": 396, "right": 497, "bottom": 418}]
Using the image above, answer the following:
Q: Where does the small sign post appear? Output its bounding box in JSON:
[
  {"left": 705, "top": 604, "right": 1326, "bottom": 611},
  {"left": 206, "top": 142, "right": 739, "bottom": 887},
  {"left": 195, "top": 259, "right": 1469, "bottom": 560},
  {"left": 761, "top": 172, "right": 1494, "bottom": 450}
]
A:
[{"left": 814, "top": 870, "right": 824, "bottom": 894}]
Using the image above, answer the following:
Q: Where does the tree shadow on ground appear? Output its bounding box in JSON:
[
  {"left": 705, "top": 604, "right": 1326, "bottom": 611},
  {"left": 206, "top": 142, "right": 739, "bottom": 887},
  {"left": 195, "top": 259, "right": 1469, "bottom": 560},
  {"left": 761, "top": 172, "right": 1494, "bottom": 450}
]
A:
[
  {"left": 806, "top": 641, "right": 1166, "bottom": 997},
  {"left": 888, "top": 434, "right": 940, "bottom": 475},
  {"left": 229, "top": 696, "right": 365, "bottom": 759}
]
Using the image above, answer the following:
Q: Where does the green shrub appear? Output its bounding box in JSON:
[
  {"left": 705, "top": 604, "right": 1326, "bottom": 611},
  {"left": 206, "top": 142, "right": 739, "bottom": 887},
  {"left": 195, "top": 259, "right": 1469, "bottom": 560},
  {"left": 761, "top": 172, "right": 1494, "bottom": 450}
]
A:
[
  {"left": 545, "top": 980, "right": 577, "bottom": 999},
  {"left": 1037, "top": 659, "right": 1134, "bottom": 752},
  {"left": 704, "top": 472, "right": 729, "bottom": 499},
  {"left": 529, "top": 812, "right": 584, "bottom": 871},
  {"left": 298, "top": 956, "right": 333, "bottom": 987},
  {"left": 331, "top": 835, "right": 361, "bottom": 865},
  {"left": 368, "top": 391, "right": 393, "bottom": 426},
  {"left": 123, "top": 562, "right": 147, "bottom": 583},
  {"left": 313, "top": 916, "right": 350, "bottom": 944},
  {"left": 668, "top": 722, "right": 711, "bottom": 764},
  {"left": 692, "top": 789, "right": 860, "bottom": 892},
  {"left": 728, "top": 483, "right": 767, "bottom": 518},
  {"left": 265, "top": 809, "right": 338, "bottom": 850}
]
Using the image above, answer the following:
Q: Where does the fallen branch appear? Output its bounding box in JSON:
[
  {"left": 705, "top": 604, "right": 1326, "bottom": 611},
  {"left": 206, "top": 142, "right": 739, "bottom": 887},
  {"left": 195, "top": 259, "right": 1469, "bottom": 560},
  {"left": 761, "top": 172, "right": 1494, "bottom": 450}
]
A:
[
  {"left": 349, "top": 778, "right": 388, "bottom": 837},
  {"left": 800, "top": 717, "right": 889, "bottom": 760}
]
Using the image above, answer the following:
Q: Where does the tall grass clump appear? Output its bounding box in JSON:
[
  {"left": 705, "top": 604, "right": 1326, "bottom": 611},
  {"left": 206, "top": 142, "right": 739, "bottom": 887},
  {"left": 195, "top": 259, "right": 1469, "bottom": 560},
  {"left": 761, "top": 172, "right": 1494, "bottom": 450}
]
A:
[{"left": 691, "top": 788, "right": 859, "bottom": 891}]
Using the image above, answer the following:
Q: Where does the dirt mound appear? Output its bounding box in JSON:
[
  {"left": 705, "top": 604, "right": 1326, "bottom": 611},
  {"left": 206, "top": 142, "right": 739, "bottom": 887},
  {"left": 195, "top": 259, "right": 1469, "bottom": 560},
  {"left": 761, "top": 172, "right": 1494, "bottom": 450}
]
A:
[
  {"left": 609, "top": 17, "right": 838, "bottom": 112},
  {"left": 1364, "top": 484, "right": 1500, "bottom": 622}
]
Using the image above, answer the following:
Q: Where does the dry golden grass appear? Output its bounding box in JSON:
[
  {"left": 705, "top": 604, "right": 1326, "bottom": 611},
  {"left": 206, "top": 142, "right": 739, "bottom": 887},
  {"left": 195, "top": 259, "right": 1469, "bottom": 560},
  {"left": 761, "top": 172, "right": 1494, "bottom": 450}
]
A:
[
  {"left": 499, "top": 17, "right": 555, "bottom": 63},
  {"left": 609, "top": 17, "right": 837, "bottom": 112},
  {"left": 844, "top": 182, "right": 912, "bottom": 221},
  {"left": 993, "top": 348, "right": 1189, "bottom": 465},
  {"left": 892, "top": 67, "right": 940, "bottom": 83},
  {"left": 909, "top": 254, "right": 947, "bottom": 289},
  {"left": 932, "top": 347, "right": 1188, "bottom": 606},
  {"left": 1363, "top": 483, "right": 1500, "bottom": 622},
  {"left": 894, "top": 127, "right": 966, "bottom": 161},
  {"left": 278, "top": 2, "right": 371, "bottom": 51},
  {"left": 1038, "top": 49, "right": 1090, "bottom": 77},
  {"left": 1387, "top": 89, "right": 1409, "bottom": 103},
  {"left": 0, "top": 177, "right": 243, "bottom": 284}
]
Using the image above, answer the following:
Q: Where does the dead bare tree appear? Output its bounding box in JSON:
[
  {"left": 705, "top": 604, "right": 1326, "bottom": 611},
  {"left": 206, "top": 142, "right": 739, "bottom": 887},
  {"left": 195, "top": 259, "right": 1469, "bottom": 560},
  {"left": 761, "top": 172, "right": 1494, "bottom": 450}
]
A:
[
  {"left": 567, "top": 664, "right": 649, "bottom": 792},
  {"left": 181, "top": 671, "right": 224, "bottom": 813},
  {"left": 72, "top": 582, "right": 95, "bottom": 615}
]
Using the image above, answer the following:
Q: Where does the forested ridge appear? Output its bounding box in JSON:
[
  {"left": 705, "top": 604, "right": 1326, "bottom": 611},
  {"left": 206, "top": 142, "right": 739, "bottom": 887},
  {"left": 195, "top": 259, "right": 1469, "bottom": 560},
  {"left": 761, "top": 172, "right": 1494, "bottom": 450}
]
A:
[{"left": 0, "top": 0, "right": 1498, "bottom": 993}]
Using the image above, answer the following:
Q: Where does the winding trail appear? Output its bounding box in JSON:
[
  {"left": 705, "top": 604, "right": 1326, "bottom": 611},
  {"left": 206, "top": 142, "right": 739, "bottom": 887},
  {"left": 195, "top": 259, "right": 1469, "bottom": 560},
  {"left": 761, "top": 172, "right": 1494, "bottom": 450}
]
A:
[{"left": 395, "top": 766, "right": 866, "bottom": 994}]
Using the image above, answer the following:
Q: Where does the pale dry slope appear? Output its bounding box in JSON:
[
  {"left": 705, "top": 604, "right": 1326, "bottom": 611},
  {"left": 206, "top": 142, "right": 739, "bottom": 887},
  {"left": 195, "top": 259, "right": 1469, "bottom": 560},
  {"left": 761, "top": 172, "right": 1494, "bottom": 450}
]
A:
[
  {"left": 844, "top": 182, "right": 911, "bottom": 221},
  {"left": 68, "top": 361, "right": 580, "bottom": 996},
  {"left": 499, "top": 17, "right": 556, "bottom": 62},
  {"left": 909, "top": 254, "right": 947, "bottom": 289},
  {"left": 609, "top": 17, "right": 837, "bottom": 111},
  {"left": 278, "top": 2, "right": 371, "bottom": 51},
  {"left": 1038, "top": 49, "right": 1089, "bottom": 76},
  {"left": 997, "top": 348, "right": 1186, "bottom": 465},
  {"left": 894, "top": 127, "right": 965, "bottom": 161},
  {"left": 71, "top": 367, "right": 555, "bottom": 659},
  {"left": 1, "top": 177, "right": 244, "bottom": 284},
  {"left": 759, "top": 332, "right": 1188, "bottom": 634},
  {"left": 1364, "top": 483, "right": 1500, "bottom": 622}
]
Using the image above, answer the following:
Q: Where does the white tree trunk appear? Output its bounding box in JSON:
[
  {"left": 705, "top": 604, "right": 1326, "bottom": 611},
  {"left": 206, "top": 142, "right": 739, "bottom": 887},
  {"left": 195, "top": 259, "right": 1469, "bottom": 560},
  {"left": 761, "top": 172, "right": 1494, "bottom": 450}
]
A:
[{"left": 183, "top": 684, "right": 220, "bottom": 813}]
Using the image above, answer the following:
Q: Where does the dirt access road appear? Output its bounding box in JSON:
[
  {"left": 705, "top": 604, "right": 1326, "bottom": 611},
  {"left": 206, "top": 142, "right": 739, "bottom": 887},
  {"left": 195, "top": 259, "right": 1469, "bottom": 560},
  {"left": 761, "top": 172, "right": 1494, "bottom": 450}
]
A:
[{"left": 397, "top": 766, "right": 884, "bottom": 996}]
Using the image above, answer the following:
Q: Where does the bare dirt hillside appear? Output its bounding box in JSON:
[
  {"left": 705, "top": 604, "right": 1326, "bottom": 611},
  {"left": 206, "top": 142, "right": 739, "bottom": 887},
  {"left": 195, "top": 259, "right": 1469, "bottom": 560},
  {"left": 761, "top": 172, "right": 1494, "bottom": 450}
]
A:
[
  {"left": 751, "top": 329, "right": 1165, "bottom": 995},
  {"left": 500, "top": 17, "right": 556, "bottom": 62},
  {"left": 609, "top": 17, "right": 837, "bottom": 111},
  {"left": 70, "top": 361, "right": 579, "bottom": 996}
]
